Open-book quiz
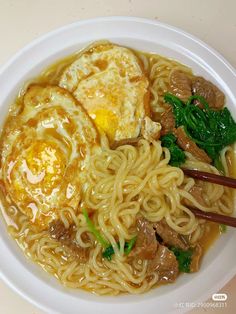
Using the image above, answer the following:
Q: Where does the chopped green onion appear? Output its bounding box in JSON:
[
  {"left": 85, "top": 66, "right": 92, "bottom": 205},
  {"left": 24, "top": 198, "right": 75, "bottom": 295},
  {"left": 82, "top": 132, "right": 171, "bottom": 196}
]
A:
[
  {"left": 219, "top": 224, "right": 227, "bottom": 233},
  {"left": 102, "top": 237, "right": 137, "bottom": 260},
  {"left": 82, "top": 208, "right": 109, "bottom": 248},
  {"left": 124, "top": 236, "right": 137, "bottom": 255},
  {"left": 102, "top": 245, "right": 115, "bottom": 261}
]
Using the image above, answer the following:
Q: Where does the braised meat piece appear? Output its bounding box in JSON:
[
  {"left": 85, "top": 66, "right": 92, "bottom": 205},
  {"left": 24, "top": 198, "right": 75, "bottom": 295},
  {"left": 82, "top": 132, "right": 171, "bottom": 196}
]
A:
[
  {"left": 160, "top": 106, "right": 175, "bottom": 136},
  {"left": 49, "top": 220, "right": 89, "bottom": 262},
  {"left": 131, "top": 217, "right": 179, "bottom": 282},
  {"left": 147, "top": 244, "right": 179, "bottom": 282},
  {"left": 170, "top": 70, "right": 192, "bottom": 102},
  {"left": 153, "top": 219, "right": 189, "bottom": 251},
  {"left": 192, "top": 76, "right": 225, "bottom": 109},
  {"left": 187, "top": 185, "right": 207, "bottom": 207},
  {"left": 174, "top": 126, "right": 212, "bottom": 163},
  {"left": 49, "top": 219, "right": 72, "bottom": 240},
  {"left": 169, "top": 70, "right": 225, "bottom": 109},
  {"left": 130, "top": 217, "right": 158, "bottom": 259},
  {"left": 111, "top": 137, "right": 142, "bottom": 149},
  {"left": 190, "top": 243, "right": 203, "bottom": 272}
]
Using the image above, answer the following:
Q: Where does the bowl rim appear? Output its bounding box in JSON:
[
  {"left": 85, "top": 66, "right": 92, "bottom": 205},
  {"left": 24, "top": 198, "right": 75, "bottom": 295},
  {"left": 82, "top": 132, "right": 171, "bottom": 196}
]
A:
[
  {"left": 0, "top": 16, "right": 235, "bottom": 77},
  {"left": 0, "top": 16, "right": 235, "bottom": 314}
]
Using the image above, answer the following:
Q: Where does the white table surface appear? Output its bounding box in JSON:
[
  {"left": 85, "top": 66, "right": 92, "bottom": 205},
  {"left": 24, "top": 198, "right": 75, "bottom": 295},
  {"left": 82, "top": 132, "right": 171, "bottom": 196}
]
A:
[{"left": 0, "top": 0, "right": 235, "bottom": 313}]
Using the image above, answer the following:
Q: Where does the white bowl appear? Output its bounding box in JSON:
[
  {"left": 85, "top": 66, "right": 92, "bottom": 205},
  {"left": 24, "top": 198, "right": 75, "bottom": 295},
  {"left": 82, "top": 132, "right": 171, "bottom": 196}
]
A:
[{"left": 0, "top": 16, "right": 235, "bottom": 314}]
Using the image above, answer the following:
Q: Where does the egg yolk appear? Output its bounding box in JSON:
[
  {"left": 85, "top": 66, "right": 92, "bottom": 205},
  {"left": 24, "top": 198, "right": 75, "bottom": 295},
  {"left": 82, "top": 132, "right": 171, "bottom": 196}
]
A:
[
  {"left": 8, "top": 140, "right": 66, "bottom": 222},
  {"left": 23, "top": 141, "right": 65, "bottom": 194},
  {"left": 91, "top": 109, "right": 118, "bottom": 141}
]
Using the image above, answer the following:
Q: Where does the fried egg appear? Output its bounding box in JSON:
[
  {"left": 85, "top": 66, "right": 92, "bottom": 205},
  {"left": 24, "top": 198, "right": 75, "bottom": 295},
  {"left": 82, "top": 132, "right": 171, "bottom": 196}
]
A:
[
  {"left": 1, "top": 85, "right": 100, "bottom": 227},
  {"left": 59, "top": 42, "right": 150, "bottom": 142}
]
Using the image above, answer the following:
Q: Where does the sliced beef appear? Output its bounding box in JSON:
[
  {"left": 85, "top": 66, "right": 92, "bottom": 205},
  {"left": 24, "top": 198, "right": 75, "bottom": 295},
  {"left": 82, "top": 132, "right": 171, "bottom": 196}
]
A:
[
  {"left": 192, "top": 76, "right": 225, "bottom": 109},
  {"left": 111, "top": 136, "right": 142, "bottom": 149},
  {"left": 170, "top": 70, "right": 192, "bottom": 102},
  {"left": 160, "top": 106, "right": 175, "bottom": 136},
  {"left": 147, "top": 244, "right": 179, "bottom": 282},
  {"left": 130, "top": 217, "right": 158, "bottom": 259},
  {"left": 169, "top": 70, "right": 225, "bottom": 109},
  {"left": 190, "top": 243, "right": 203, "bottom": 272},
  {"left": 49, "top": 220, "right": 89, "bottom": 262},
  {"left": 111, "top": 117, "right": 162, "bottom": 149},
  {"left": 130, "top": 216, "right": 201, "bottom": 281},
  {"left": 132, "top": 217, "right": 189, "bottom": 258},
  {"left": 153, "top": 219, "right": 189, "bottom": 251},
  {"left": 131, "top": 217, "right": 179, "bottom": 282},
  {"left": 174, "top": 126, "right": 212, "bottom": 163},
  {"left": 187, "top": 185, "right": 207, "bottom": 207},
  {"left": 49, "top": 219, "right": 71, "bottom": 240}
]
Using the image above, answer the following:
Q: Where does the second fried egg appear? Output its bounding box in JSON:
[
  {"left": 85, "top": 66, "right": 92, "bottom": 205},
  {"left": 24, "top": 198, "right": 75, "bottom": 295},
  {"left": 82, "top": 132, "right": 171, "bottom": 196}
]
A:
[{"left": 59, "top": 42, "right": 150, "bottom": 142}]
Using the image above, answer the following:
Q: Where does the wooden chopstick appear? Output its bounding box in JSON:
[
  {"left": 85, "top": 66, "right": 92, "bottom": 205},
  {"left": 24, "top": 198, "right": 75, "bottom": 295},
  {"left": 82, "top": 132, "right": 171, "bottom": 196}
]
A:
[
  {"left": 188, "top": 207, "right": 236, "bottom": 228},
  {"left": 182, "top": 168, "right": 236, "bottom": 189}
]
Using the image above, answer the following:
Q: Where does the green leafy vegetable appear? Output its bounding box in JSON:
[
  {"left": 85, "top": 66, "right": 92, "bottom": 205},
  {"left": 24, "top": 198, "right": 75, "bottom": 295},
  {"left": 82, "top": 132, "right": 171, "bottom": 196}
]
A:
[
  {"left": 82, "top": 208, "right": 109, "bottom": 248},
  {"left": 219, "top": 224, "right": 227, "bottom": 233},
  {"left": 164, "top": 93, "right": 236, "bottom": 170},
  {"left": 102, "top": 237, "right": 137, "bottom": 260},
  {"left": 170, "top": 246, "right": 193, "bottom": 273},
  {"left": 161, "top": 133, "right": 186, "bottom": 167}
]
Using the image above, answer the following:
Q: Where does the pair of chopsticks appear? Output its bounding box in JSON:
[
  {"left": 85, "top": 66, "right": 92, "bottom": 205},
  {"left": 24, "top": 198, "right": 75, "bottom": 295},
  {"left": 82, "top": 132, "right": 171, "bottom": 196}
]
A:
[{"left": 182, "top": 168, "right": 236, "bottom": 228}]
